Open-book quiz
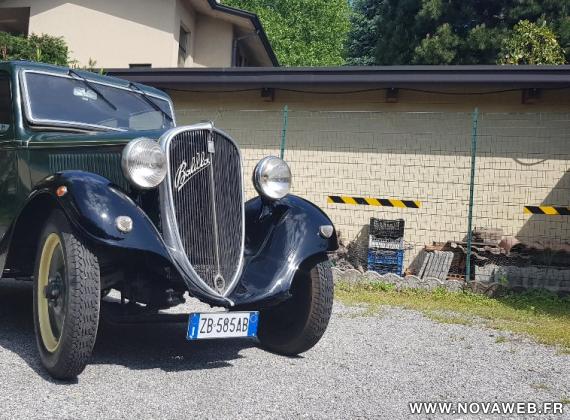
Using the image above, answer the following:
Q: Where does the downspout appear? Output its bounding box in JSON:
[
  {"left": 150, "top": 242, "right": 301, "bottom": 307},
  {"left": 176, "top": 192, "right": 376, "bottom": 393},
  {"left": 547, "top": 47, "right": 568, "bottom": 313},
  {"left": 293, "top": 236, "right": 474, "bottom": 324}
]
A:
[{"left": 232, "top": 30, "right": 260, "bottom": 67}]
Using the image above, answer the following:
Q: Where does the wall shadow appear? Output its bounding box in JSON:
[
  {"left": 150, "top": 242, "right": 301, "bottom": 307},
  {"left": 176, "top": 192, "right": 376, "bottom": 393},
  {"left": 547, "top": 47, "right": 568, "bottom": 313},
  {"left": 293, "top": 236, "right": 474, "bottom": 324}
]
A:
[{"left": 517, "top": 170, "right": 570, "bottom": 246}]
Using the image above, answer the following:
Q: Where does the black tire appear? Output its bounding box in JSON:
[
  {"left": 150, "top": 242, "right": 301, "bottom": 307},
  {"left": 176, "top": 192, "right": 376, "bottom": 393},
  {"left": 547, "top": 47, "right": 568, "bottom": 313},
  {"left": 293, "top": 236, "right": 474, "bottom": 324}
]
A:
[
  {"left": 258, "top": 260, "right": 333, "bottom": 355},
  {"left": 33, "top": 210, "right": 100, "bottom": 380}
]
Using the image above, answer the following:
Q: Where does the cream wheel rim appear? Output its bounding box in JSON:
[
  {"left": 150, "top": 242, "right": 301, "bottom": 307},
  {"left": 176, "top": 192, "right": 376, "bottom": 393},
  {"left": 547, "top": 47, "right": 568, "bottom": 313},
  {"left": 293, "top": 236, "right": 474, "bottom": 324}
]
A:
[{"left": 37, "top": 233, "right": 66, "bottom": 353}]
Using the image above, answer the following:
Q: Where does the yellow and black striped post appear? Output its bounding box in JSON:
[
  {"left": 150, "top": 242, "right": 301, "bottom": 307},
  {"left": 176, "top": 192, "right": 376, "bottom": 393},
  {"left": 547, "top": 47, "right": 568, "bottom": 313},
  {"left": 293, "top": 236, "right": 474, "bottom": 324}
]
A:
[
  {"left": 524, "top": 206, "right": 570, "bottom": 215},
  {"left": 327, "top": 195, "right": 421, "bottom": 208}
]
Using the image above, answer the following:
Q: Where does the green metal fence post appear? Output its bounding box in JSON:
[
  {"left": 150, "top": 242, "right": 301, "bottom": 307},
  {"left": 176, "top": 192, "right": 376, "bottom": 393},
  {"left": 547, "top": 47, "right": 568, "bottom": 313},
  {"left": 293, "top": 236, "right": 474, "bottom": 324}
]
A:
[
  {"left": 280, "top": 105, "right": 288, "bottom": 159},
  {"left": 466, "top": 108, "right": 479, "bottom": 282}
]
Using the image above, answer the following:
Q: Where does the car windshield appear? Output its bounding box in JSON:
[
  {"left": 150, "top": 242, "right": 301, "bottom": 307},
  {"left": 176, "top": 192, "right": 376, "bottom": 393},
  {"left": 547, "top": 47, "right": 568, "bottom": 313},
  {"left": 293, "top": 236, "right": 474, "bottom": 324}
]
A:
[{"left": 23, "top": 71, "right": 175, "bottom": 132}]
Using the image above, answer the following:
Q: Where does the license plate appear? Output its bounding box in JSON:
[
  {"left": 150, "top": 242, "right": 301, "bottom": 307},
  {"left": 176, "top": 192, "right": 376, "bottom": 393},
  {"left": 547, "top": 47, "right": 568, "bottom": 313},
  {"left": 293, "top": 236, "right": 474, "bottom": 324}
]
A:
[{"left": 186, "top": 311, "right": 259, "bottom": 340}]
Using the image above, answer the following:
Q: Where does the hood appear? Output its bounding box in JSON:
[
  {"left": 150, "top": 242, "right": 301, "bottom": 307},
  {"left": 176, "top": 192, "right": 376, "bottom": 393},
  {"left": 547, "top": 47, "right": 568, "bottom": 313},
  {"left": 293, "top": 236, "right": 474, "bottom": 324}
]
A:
[{"left": 25, "top": 129, "right": 169, "bottom": 148}]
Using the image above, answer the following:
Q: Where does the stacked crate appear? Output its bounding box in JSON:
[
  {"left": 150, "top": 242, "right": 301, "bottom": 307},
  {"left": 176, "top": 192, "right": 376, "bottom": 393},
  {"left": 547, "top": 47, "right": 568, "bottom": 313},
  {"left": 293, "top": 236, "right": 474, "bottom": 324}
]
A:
[{"left": 368, "top": 218, "right": 405, "bottom": 275}]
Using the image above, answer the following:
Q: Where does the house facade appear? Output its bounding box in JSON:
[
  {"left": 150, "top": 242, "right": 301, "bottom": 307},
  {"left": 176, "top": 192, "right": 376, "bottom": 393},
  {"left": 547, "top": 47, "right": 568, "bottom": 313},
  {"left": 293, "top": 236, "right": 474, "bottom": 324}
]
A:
[{"left": 0, "top": 0, "right": 277, "bottom": 68}]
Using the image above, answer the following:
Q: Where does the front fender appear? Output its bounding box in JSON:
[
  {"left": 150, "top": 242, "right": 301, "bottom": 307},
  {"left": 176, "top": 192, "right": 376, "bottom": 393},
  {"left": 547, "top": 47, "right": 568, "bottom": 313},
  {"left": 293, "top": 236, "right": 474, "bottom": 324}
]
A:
[
  {"left": 33, "top": 171, "right": 170, "bottom": 260},
  {"left": 27, "top": 171, "right": 230, "bottom": 306},
  {"left": 229, "top": 195, "right": 338, "bottom": 307}
]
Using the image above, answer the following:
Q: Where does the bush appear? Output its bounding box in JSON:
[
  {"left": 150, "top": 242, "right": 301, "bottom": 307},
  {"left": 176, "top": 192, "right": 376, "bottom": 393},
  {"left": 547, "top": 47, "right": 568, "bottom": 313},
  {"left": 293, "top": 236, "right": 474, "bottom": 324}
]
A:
[
  {"left": 0, "top": 32, "right": 69, "bottom": 65},
  {"left": 499, "top": 20, "right": 566, "bottom": 65}
]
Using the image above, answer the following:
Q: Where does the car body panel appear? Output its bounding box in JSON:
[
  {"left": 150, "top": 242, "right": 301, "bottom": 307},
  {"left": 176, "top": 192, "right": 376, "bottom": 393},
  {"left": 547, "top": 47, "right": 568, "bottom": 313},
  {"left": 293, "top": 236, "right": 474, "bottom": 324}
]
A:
[{"left": 230, "top": 195, "right": 338, "bottom": 307}]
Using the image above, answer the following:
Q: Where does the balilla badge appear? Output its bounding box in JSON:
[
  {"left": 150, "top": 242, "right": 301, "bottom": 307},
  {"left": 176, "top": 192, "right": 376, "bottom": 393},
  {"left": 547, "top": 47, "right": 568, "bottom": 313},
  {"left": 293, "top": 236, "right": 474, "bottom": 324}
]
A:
[{"left": 174, "top": 152, "right": 211, "bottom": 191}]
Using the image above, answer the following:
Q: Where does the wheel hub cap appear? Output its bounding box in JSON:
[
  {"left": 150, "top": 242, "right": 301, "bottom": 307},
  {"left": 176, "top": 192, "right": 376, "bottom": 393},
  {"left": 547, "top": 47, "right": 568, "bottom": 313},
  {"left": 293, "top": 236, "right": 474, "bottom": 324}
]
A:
[{"left": 44, "top": 273, "right": 63, "bottom": 302}]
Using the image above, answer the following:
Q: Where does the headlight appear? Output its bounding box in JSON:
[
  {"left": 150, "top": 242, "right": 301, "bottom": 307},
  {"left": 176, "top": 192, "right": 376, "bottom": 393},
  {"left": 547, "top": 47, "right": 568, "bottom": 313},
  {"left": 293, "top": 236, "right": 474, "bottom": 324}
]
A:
[
  {"left": 253, "top": 156, "right": 292, "bottom": 200},
  {"left": 121, "top": 138, "right": 167, "bottom": 189}
]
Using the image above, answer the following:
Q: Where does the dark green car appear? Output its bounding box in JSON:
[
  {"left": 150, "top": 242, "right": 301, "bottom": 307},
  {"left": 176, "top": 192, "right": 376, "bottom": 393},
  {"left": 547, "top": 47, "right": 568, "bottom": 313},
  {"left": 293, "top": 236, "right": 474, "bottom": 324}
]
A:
[{"left": 0, "top": 61, "right": 337, "bottom": 379}]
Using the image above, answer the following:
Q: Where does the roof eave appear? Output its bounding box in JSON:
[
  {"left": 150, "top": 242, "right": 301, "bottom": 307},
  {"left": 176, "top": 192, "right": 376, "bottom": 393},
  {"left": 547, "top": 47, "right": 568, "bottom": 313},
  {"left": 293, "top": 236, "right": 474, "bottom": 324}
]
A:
[
  {"left": 105, "top": 65, "right": 570, "bottom": 89},
  {"left": 206, "top": 0, "right": 279, "bottom": 67}
]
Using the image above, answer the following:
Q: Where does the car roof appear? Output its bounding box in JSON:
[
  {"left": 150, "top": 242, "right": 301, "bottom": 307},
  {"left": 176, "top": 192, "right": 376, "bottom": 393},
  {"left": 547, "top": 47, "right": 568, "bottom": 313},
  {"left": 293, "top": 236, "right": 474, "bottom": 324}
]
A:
[{"left": 0, "top": 60, "right": 171, "bottom": 100}]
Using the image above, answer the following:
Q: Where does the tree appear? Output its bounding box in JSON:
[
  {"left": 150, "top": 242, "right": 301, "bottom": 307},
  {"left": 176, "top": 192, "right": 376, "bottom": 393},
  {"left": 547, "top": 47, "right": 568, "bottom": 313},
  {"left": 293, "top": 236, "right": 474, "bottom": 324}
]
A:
[
  {"left": 346, "top": 0, "right": 384, "bottom": 65},
  {"left": 224, "top": 0, "right": 351, "bottom": 66},
  {"left": 413, "top": 23, "right": 460, "bottom": 64},
  {"left": 499, "top": 20, "right": 565, "bottom": 64},
  {"left": 346, "top": 0, "right": 570, "bottom": 65}
]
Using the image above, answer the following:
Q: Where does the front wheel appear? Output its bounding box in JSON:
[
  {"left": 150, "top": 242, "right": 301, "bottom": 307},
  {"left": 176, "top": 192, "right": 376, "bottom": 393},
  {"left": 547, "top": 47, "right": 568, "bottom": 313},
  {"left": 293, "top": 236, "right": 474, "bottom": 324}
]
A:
[
  {"left": 33, "top": 210, "right": 101, "bottom": 380},
  {"left": 258, "top": 260, "right": 333, "bottom": 355}
]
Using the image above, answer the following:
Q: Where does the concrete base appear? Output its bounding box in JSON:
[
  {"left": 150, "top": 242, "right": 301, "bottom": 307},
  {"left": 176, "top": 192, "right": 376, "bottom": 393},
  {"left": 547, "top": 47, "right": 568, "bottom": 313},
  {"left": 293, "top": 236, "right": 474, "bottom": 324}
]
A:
[
  {"left": 332, "top": 268, "right": 464, "bottom": 292},
  {"left": 474, "top": 264, "right": 570, "bottom": 292}
]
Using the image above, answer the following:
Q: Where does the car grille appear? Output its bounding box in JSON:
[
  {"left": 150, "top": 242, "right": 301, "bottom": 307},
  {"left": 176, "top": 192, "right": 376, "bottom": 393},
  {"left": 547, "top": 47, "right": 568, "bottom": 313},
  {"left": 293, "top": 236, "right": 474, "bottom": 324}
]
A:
[
  {"left": 49, "top": 151, "right": 130, "bottom": 191},
  {"left": 165, "top": 128, "right": 243, "bottom": 294}
]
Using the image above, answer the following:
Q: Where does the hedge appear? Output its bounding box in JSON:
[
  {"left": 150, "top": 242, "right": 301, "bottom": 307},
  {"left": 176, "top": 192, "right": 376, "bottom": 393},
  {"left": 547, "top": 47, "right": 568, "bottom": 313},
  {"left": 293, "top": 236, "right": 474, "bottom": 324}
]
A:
[{"left": 0, "top": 32, "right": 69, "bottom": 65}]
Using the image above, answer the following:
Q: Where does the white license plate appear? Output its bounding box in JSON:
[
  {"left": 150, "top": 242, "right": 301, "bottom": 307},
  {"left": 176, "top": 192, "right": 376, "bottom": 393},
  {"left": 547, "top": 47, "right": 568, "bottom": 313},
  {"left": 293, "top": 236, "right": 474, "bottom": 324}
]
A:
[{"left": 186, "top": 311, "right": 259, "bottom": 340}]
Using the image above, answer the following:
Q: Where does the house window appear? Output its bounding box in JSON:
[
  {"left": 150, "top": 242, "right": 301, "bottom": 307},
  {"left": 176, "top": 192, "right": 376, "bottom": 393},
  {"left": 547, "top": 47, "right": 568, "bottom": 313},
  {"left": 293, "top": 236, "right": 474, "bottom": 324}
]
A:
[
  {"left": 0, "top": 7, "right": 30, "bottom": 36},
  {"left": 178, "top": 25, "right": 190, "bottom": 67}
]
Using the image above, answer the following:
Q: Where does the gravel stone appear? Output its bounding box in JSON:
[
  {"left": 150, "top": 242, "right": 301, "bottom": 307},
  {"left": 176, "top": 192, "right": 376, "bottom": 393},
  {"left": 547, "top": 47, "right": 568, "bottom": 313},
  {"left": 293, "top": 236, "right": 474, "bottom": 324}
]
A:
[{"left": 0, "top": 279, "right": 569, "bottom": 419}]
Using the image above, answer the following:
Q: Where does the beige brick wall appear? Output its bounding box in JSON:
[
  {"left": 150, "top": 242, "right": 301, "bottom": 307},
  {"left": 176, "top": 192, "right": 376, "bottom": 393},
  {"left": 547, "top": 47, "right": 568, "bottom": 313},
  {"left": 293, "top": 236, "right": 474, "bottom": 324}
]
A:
[{"left": 171, "top": 89, "right": 570, "bottom": 269}]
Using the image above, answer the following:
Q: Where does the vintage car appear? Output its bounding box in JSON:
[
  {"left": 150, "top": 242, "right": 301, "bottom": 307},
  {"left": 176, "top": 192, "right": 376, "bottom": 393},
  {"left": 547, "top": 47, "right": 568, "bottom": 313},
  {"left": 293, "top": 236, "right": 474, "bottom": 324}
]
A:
[{"left": 0, "top": 61, "right": 337, "bottom": 379}]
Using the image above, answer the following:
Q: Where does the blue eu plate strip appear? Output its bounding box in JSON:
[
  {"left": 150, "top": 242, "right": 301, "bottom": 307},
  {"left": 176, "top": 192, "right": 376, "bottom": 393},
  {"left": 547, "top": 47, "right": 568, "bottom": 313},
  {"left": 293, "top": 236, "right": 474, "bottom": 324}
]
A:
[
  {"left": 248, "top": 312, "right": 259, "bottom": 337},
  {"left": 187, "top": 313, "right": 201, "bottom": 340}
]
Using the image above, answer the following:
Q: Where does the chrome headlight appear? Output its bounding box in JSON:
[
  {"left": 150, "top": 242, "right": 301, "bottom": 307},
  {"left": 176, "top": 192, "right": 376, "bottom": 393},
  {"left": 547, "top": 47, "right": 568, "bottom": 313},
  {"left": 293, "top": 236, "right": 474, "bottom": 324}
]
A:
[
  {"left": 253, "top": 156, "right": 292, "bottom": 200},
  {"left": 121, "top": 138, "right": 167, "bottom": 189}
]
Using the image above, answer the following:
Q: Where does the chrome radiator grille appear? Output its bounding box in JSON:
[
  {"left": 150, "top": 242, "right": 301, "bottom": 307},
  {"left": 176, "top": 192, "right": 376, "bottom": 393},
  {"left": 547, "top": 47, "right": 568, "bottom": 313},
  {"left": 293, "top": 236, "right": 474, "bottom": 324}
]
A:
[{"left": 166, "top": 129, "right": 243, "bottom": 294}]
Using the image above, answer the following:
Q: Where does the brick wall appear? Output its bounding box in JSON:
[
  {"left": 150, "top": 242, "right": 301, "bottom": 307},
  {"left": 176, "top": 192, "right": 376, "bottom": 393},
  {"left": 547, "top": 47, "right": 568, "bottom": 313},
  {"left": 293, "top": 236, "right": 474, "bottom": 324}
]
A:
[{"left": 171, "top": 89, "right": 570, "bottom": 269}]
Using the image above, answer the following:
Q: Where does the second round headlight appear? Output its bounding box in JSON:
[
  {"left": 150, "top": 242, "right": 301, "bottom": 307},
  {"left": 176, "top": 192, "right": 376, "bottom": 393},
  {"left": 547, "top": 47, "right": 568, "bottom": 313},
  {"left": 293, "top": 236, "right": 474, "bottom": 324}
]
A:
[
  {"left": 121, "top": 138, "right": 167, "bottom": 189},
  {"left": 253, "top": 156, "right": 292, "bottom": 200}
]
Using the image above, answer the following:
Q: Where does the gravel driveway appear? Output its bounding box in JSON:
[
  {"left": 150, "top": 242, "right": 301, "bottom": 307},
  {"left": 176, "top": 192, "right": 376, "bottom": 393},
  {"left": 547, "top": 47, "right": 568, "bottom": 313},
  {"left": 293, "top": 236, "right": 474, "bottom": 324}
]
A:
[{"left": 0, "top": 279, "right": 569, "bottom": 419}]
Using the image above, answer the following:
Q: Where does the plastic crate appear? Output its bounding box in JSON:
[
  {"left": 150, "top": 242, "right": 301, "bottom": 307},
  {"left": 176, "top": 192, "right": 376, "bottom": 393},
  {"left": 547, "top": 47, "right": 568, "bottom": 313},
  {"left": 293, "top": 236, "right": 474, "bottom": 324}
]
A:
[
  {"left": 367, "top": 262, "right": 403, "bottom": 276},
  {"left": 369, "top": 218, "right": 405, "bottom": 239},
  {"left": 368, "top": 249, "right": 404, "bottom": 266},
  {"left": 367, "top": 249, "right": 404, "bottom": 275},
  {"left": 369, "top": 235, "right": 404, "bottom": 250}
]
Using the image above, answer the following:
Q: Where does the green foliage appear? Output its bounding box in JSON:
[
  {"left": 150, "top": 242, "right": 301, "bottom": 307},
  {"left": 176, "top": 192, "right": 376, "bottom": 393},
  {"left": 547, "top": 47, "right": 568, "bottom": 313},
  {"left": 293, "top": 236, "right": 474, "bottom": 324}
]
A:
[
  {"left": 0, "top": 32, "right": 69, "bottom": 65},
  {"left": 224, "top": 0, "right": 351, "bottom": 66},
  {"left": 499, "top": 20, "right": 565, "bottom": 64},
  {"left": 346, "top": 0, "right": 570, "bottom": 65},
  {"left": 350, "top": 0, "right": 423, "bottom": 65},
  {"left": 68, "top": 57, "right": 102, "bottom": 73},
  {"left": 336, "top": 280, "right": 570, "bottom": 350},
  {"left": 345, "top": 0, "right": 384, "bottom": 65},
  {"left": 413, "top": 23, "right": 460, "bottom": 64}
]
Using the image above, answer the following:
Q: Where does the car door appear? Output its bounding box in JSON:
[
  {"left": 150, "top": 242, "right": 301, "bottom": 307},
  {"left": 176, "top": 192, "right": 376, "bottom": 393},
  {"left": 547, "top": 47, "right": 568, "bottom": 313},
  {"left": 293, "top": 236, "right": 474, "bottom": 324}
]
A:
[{"left": 0, "top": 71, "right": 17, "bottom": 246}]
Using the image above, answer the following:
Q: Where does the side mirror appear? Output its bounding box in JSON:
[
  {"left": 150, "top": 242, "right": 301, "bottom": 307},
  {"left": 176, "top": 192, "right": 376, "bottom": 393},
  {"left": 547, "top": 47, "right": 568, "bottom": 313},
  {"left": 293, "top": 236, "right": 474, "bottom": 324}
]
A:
[{"left": 0, "top": 124, "right": 10, "bottom": 134}]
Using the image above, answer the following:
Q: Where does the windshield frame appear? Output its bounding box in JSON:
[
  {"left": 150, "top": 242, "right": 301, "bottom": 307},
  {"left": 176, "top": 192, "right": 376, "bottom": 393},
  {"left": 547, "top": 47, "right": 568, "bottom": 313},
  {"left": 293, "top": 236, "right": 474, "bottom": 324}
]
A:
[{"left": 20, "top": 69, "right": 176, "bottom": 132}]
